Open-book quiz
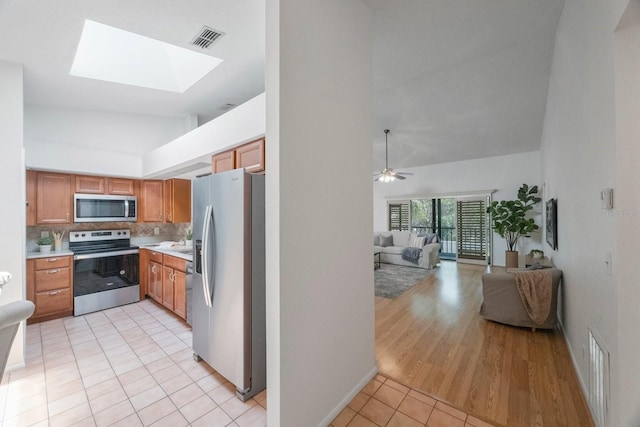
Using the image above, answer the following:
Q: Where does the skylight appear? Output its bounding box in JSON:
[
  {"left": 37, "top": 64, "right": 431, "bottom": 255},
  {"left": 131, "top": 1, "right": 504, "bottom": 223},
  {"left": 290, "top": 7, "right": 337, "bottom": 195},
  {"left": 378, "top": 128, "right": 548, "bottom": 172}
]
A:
[{"left": 70, "top": 20, "right": 223, "bottom": 93}]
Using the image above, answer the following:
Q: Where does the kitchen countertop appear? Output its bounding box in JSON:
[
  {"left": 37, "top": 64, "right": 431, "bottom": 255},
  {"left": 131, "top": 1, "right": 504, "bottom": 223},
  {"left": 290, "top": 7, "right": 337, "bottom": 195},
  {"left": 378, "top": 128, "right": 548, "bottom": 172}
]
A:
[
  {"left": 140, "top": 244, "right": 193, "bottom": 262},
  {"left": 27, "top": 250, "right": 74, "bottom": 259}
]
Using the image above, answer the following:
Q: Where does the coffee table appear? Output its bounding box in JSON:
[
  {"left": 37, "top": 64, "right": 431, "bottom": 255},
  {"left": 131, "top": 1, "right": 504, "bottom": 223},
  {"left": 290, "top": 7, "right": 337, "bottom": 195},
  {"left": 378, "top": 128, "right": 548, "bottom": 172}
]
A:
[{"left": 374, "top": 250, "right": 381, "bottom": 270}]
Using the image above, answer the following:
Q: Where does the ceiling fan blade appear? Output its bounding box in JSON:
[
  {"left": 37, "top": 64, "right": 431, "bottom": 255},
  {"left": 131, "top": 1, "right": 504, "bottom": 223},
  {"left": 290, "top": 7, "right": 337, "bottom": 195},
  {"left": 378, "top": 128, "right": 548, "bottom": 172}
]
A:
[
  {"left": 396, "top": 172, "right": 413, "bottom": 176},
  {"left": 373, "top": 175, "right": 381, "bottom": 182},
  {"left": 395, "top": 174, "right": 406, "bottom": 180}
]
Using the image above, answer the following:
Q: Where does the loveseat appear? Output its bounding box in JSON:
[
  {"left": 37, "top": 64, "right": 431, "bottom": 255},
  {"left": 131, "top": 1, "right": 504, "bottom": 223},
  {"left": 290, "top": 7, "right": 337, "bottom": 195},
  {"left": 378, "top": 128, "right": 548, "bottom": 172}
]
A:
[{"left": 374, "top": 231, "right": 440, "bottom": 269}]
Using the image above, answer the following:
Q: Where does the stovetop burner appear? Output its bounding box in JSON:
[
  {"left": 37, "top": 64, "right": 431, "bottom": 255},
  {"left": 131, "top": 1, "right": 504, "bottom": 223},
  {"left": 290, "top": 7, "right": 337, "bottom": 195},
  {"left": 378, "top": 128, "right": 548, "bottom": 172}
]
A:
[{"left": 69, "top": 229, "right": 137, "bottom": 255}]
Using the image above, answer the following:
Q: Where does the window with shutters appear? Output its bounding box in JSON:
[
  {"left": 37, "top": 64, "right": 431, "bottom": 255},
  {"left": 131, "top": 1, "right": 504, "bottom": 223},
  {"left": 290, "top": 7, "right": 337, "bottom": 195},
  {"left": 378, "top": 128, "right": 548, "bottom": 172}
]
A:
[
  {"left": 456, "top": 199, "right": 487, "bottom": 260},
  {"left": 388, "top": 203, "right": 409, "bottom": 231}
]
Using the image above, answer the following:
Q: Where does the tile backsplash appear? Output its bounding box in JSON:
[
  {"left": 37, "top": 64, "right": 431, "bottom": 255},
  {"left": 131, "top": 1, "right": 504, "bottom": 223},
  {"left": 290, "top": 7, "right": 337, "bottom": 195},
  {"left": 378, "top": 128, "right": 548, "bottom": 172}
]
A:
[{"left": 27, "top": 222, "right": 190, "bottom": 251}]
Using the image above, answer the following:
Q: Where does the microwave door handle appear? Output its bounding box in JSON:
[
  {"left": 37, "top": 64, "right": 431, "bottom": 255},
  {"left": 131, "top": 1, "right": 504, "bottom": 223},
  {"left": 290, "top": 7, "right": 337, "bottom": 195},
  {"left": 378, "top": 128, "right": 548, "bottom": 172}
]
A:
[
  {"left": 201, "top": 205, "right": 213, "bottom": 307},
  {"left": 124, "top": 200, "right": 129, "bottom": 218}
]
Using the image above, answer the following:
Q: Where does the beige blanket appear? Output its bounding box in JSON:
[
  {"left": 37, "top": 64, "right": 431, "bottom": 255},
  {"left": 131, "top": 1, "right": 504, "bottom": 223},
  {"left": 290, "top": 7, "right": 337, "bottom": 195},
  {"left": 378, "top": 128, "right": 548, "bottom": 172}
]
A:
[{"left": 514, "top": 270, "right": 553, "bottom": 325}]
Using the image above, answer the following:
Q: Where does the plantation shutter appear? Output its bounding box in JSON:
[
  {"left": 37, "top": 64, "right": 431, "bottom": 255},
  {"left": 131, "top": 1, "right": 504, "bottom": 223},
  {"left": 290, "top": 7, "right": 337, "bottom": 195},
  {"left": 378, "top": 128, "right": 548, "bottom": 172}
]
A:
[
  {"left": 388, "top": 203, "right": 409, "bottom": 231},
  {"left": 456, "top": 200, "right": 486, "bottom": 260}
]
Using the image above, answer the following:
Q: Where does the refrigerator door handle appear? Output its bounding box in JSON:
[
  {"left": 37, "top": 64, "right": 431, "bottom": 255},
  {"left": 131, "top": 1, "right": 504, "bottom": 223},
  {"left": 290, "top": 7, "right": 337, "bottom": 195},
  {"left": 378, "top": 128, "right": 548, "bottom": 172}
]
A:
[{"left": 201, "top": 204, "right": 214, "bottom": 307}]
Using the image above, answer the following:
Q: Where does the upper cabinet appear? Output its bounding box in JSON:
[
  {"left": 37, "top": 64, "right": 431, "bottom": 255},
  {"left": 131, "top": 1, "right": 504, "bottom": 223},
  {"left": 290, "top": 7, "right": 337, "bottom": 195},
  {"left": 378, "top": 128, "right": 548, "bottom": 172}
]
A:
[
  {"left": 75, "top": 175, "right": 105, "bottom": 194},
  {"left": 36, "top": 172, "right": 72, "bottom": 224},
  {"left": 211, "top": 138, "right": 266, "bottom": 175},
  {"left": 27, "top": 171, "right": 188, "bottom": 225},
  {"left": 107, "top": 178, "right": 136, "bottom": 196},
  {"left": 211, "top": 151, "right": 235, "bottom": 174},
  {"left": 140, "top": 180, "right": 164, "bottom": 222},
  {"left": 75, "top": 175, "right": 136, "bottom": 196},
  {"left": 235, "top": 138, "right": 265, "bottom": 173},
  {"left": 164, "top": 179, "right": 191, "bottom": 223},
  {"left": 26, "top": 170, "right": 37, "bottom": 226}
]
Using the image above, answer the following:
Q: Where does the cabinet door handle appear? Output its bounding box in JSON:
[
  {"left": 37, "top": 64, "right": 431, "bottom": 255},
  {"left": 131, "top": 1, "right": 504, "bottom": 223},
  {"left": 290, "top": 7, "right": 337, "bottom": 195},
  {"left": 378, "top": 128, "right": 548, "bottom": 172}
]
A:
[
  {"left": 47, "top": 269, "right": 60, "bottom": 274},
  {"left": 151, "top": 265, "right": 156, "bottom": 274},
  {"left": 47, "top": 258, "right": 59, "bottom": 262},
  {"left": 48, "top": 291, "right": 60, "bottom": 296}
]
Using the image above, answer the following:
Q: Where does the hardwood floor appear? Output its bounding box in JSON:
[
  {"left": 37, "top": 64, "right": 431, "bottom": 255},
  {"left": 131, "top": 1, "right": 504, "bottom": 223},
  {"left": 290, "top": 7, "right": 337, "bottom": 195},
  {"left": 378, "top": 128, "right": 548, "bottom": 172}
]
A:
[{"left": 375, "top": 261, "right": 593, "bottom": 427}]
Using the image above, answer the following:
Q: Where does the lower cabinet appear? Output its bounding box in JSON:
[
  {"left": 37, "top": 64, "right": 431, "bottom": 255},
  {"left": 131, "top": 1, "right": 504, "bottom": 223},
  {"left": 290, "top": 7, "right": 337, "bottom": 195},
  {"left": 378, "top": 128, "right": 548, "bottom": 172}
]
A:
[
  {"left": 26, "top": 255, "right": 73, "bottom": 323},
  {"left": 142, "top": 249, "right": 187, "bottom": 321}
]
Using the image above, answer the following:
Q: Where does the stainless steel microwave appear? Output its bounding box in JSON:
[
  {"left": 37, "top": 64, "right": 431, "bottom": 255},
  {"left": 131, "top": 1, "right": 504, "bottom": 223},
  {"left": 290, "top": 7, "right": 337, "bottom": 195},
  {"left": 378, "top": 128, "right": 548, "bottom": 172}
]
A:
[{"left": 74, "top": 194, "right": 137, "bottom": 222}]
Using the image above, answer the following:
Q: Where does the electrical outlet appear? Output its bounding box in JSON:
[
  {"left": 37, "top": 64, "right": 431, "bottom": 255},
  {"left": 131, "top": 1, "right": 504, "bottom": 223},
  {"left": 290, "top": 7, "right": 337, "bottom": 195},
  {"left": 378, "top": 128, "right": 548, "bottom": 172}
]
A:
[
  {"left": 154, "top": 227, "right": 160, "bottom": 236},
  {"left": 41, "top": 231, "right": 49, "bottom": 238}
]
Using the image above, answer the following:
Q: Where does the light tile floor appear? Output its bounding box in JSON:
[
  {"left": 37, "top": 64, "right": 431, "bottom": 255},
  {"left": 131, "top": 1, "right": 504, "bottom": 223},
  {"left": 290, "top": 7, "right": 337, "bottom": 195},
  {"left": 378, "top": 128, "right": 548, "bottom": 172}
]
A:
[
  {"left": 0, "top": 300, "right": 266, "bottom": 427},
  {"left": 1, "top": 299, "right": 497, "bottom": 427},
  {"left": 331, "top": 375, "right": 499, "bottom": 427}
]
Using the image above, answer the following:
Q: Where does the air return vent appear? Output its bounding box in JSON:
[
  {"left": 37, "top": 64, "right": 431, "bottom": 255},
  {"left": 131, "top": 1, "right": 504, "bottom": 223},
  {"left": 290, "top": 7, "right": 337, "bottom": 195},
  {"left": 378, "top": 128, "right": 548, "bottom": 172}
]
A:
[
  {"left": 191, "top": 26, "right": 225, "bottom": 49},
  {"left": 589, "top": 329, "right": 610, "bottom": 427},
  {"left": 217, "top": 103, "right": 237, "bottom": 112}
]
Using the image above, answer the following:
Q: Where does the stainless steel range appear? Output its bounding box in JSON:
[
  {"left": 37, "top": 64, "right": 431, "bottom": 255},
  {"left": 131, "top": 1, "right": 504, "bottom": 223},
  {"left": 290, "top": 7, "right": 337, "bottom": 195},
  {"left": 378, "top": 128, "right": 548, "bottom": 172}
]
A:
[{"left": 70, "top": 229, "right": 140, "bottom": 316}]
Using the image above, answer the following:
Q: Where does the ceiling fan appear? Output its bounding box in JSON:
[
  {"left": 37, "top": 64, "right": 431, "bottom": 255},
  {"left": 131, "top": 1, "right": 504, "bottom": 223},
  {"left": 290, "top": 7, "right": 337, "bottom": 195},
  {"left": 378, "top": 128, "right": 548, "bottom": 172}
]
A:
[{"left": 374, "top": 129, "right": 412, "bottom": 183}]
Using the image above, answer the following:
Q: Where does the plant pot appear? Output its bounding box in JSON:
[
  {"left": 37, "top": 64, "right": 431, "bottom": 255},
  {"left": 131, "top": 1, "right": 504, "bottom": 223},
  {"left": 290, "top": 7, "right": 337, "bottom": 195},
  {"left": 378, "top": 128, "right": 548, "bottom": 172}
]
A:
[
  {"left": 39, "top": 245, "right": 52, "bottom": 253},
  {"left": 505, "top": 251, "right": 519, "bottom": 268},
  {"left": 185, "top": 239, "right": 192, "bottom": 247}
]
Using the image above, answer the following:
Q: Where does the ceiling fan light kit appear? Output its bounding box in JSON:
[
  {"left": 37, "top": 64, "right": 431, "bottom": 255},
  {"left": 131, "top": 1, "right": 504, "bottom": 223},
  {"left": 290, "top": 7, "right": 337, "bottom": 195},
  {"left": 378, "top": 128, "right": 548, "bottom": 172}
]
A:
[{"left": 374, "top": 129, "right": 412, "bottom": 183}]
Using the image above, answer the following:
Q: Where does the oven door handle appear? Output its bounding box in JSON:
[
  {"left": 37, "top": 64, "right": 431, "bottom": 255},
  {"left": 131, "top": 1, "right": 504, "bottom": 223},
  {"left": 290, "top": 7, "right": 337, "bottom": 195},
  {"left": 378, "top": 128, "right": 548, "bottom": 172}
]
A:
[{"left": 73, "top": 249, "right": 140, "bottom": 260}]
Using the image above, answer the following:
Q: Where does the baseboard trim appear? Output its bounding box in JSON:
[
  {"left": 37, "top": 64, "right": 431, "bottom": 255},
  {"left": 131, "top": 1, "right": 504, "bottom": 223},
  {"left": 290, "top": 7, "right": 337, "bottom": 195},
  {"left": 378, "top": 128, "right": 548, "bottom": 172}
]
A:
[
  {"left": 318, "top": 365, "right": 377, "bottom": 427},
  {"left": 557, "top": 319, "right": 597, "bottom": 425}
]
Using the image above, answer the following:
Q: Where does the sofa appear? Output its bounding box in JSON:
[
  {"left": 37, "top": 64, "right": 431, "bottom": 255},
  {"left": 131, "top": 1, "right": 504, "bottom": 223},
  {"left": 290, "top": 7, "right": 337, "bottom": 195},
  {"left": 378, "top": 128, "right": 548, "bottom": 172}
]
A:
[
  {"left": 480, "top": 268, "right": 562, "bottom": 330},
  {"left": 373, "top": 231, "right": 440, "bottom": 269}
]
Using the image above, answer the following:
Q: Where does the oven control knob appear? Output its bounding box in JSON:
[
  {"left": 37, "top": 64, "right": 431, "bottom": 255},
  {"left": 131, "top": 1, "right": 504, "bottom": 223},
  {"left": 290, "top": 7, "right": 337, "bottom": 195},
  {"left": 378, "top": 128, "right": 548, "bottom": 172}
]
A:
[
  {"left": 81, "top": 233, "right": 86, "bottom": 237},
  {"left": 74, "top": 233, "right": 79, "bottom": 238}
]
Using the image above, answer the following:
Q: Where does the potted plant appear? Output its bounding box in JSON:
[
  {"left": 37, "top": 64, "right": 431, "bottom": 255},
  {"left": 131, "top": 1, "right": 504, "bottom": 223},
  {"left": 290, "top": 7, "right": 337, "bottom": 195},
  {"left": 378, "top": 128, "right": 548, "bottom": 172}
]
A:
[
  {"left": 37, "top": 236, "right": 54, "bottom": 253},
  {"left": 184, "top": 227, "right": 193, "bottom": 246},
  {"left": 529, "top": 249, "right": 544, "bottom": 259},
  {"left": 487, "top": 183, "right": 541, "bottom": 268}
]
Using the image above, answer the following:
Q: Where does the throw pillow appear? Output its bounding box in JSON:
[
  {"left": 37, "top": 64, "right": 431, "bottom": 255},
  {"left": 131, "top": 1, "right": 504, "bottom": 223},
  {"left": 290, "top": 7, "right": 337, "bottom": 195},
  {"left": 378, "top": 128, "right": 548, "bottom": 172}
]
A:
[
  {"left": 408, "top": 233, "right": 420, "bottom": 248},
  {"left": 374, "top": 234, "right": 380, "bottom": 246},
  {"left": 379, "top": 234, "right": 393, "bottom": 247},
  {"left": 411, "top": 236, "right": 426, "bottom": 248}
]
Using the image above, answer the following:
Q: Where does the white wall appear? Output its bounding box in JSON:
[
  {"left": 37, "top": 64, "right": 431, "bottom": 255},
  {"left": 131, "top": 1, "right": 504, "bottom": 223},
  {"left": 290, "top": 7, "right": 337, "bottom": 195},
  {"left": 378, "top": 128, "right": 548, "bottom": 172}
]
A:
[
  {"left": 539, "top": 0, "right": 629, "bottom": 425},
  {"left": 143, "top": 93, "right": 265, "bottom": 178},
  {"left": 614, "top": 11, "right": 640, "bottom": 427},
  {"left": 266, "top": 1, "right": 376, "bottom": 425},
  {"left": 24, "top": 106, "right": 193, "bottom": 177},
  {"left": 0, "top": 60, "right": 27, "bottom": 370},
  {"left": 373, "top": 151, "right": 541, "bottom": 266}
]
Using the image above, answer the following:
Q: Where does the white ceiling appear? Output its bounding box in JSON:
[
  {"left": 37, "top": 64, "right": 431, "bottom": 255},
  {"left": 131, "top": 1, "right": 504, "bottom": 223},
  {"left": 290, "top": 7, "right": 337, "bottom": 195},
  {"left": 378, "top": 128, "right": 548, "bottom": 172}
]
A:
[
  {"left": 0, "top": 0, "right": 564, "bottom": 172},
  {"left": 0, "top": 0, "right": 265, "bottom": 124}
]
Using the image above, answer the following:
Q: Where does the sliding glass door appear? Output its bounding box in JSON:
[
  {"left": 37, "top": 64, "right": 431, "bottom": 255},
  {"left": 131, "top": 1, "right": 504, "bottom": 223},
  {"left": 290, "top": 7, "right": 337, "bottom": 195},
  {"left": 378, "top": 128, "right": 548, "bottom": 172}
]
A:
[{"left": 387, "top": 195, "right": 490, "bottom": 263}]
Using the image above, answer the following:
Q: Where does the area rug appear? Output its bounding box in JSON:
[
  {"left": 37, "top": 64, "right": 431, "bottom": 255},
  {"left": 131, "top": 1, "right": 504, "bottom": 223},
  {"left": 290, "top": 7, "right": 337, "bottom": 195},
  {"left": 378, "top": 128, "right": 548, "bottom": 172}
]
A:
[{"left": 375, "top": 263, "right": 433, "bottom": 298}]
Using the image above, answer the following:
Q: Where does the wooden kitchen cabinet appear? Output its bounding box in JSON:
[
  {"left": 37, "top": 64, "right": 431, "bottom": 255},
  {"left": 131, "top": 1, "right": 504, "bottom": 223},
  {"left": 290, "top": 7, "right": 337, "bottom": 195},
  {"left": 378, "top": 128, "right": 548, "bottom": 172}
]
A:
[
  {"left": 107, "top": 178, "right": 136, "bottom": 195},
  {"left": 140, "top": 180, "right": 164, "bottom": 222},
  {"left": 162, "top": 266, "right": 175, "bottom": 310},
  {"left": 211, "top": 150, "right": 235, "bottom": 173},
  {"left": 143, "top": 249, "right": 164, "bottom": 303},
  {"left": 36, "top": 172, "right": 72, "bottom": 224},
  {"left": 26, "top": 170, "right": 37, "bottom": 226},
  {"left": 211, "top": 138, "right": 266, "bottom": 175},
  {"left": 75, "top": 175, "right": 105, "bottom": 194},
  {"left": 235, "top": 138, "right": 265, "bottom": 173},
  {"left": 143, "top": 253, "right": 187, "bottom": 320},
  {"left": 26, "top": 255, "right": 73, "bottom": 323},
  {"left": 164, "top": 179, "right": 191, "bottom": 223}
]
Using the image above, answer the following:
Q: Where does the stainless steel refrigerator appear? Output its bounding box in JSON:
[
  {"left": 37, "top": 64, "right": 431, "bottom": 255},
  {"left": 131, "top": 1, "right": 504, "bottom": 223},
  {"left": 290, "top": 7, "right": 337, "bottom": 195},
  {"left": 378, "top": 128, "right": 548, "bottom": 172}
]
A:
[{"left": 192, "top": 168, "right": 266, "bottom": 401}]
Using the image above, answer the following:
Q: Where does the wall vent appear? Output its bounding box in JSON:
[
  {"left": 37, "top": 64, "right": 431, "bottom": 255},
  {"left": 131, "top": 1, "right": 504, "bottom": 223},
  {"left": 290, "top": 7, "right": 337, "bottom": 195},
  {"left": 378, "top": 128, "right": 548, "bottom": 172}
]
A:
[
  {"left": 589, "top": 329, "right": 610, "bottom": 427},
  {"left": 191, "top": 26, "right": 225, "bottom": 49},
  {"left": 217, "top": 103, "right": 237, "bottom": 111}
]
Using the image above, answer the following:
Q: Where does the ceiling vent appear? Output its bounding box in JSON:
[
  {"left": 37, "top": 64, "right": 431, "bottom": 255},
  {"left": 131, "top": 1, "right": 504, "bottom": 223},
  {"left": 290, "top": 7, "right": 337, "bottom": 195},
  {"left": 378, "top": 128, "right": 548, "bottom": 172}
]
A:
[
  {"left": 218, "top": 103, "right": 237, "bottom": 111},
  {"left": 191, "top": 26, "right": 225, "bottom": 49}
]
